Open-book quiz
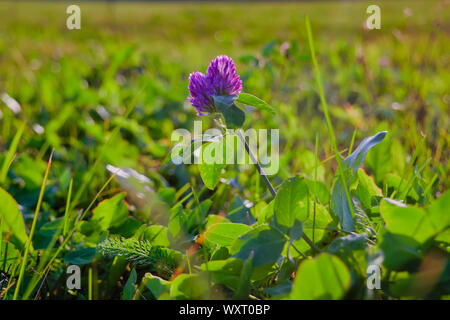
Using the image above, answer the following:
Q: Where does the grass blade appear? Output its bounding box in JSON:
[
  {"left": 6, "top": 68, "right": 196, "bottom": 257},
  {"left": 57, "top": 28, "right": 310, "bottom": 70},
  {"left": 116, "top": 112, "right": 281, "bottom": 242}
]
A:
[
  {"left": 305, "top": 16, "right": 356, "bottom": 226},
  {"left": 13, "top": 149, "right": 54, "bottom": 300},
  {"left": 22, "top": 169, "right": 119, "bottom": 300},
  {"left": 88, "top": 267, "right": 93, "bottom": 300},
  {"left": 0, "top": 122, "right": 25, "bottom": 184},
  {"left": 63, "top": 178, "right": 74, "bottom": 236}
]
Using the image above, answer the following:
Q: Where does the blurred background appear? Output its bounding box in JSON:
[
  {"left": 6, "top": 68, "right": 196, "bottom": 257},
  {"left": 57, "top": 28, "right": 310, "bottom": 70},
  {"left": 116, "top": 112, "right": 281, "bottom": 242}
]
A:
[{"left": 1, "top": 0, "right": 448, "bottom": 192}]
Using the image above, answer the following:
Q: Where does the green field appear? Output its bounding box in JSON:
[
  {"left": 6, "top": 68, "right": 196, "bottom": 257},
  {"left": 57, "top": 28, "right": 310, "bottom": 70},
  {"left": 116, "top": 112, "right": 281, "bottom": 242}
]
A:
[{"left": 0, "top": 1, "right": 449, "bottom": 300}]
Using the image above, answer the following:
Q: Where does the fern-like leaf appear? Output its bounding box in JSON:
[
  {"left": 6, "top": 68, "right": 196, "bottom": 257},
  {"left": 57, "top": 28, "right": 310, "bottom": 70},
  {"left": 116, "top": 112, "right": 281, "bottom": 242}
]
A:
[{"left": 98, "top": 237, "right": 182, "bottom": 278}]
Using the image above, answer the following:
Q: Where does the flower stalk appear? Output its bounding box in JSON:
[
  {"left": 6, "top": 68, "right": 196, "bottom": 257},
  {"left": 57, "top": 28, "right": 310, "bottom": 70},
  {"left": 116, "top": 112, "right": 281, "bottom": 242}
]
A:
[
  {"left": 236, "top": 130, "right": 322, "bottom": 254},
  {"left": 189, "top": 55, "right": 321, "bottom": 254},
  {"left": 236, "top": 129, "right": 276, "bottom": 198}
]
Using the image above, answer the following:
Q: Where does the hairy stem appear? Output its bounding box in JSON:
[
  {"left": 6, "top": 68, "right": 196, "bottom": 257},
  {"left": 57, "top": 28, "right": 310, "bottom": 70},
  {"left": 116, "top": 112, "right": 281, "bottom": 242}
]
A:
[
  {"left": 236, "top": 129, "right": 276, "bottom": 198},
  {"left": 236, "top": 129, "right": 322, "bottom": 254}
]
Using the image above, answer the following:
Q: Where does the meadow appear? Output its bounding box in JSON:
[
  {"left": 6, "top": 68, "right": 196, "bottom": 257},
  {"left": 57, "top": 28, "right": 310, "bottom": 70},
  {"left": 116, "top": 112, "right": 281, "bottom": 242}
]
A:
[{"left": 0, "top": 0, "right": 449, "bottom": 300}]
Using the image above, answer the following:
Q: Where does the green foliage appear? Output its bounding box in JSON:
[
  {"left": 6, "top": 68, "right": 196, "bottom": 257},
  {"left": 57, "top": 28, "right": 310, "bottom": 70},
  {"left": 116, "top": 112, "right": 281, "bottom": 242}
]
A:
[
  {"left": 221, "top": 105, "right": 246, "bottom": 129},
  {"left": 144, "top": 273, "right": 171, "bottom": 299},
  {"left": 64, "top": 247, "right": 97, "bottom": 265},
  {"left": 0, "top": 1, "right": 448, "bottom": 300},
  {"left": 236, "top": 93, "right": 275, "bottom": 115},
  {"left": 230, "top": 224, "right": 286, "bottom": 267},
  {"left": 122, "top": 268, "right": 137, "bottom": 300},
  {"left": 200, "top": 258, "right": 244, "bottom": 290},
  {"left": 291, "top": 253, "right": 351, "bottom": 299},
  {"left": 143, "top": 225, "right": 171, "bottom": 247},
  {"left": 214, "top": 95, "right": 246, "bottom": 129},
  {"left": 380, "top": 194, "right": 450, "bottom": 244},
  {"left": 170, "top": 273, "right": 210, "bottom": 299},
  {"left": 331, "top": 131, "right": 387, "bottom": 232},
  {"left": 91, "top": 192, "right": 129, "bottom": 230},
  {"left": 377, "top": 193, "right": 450, "bottom": 272},
  {"left": 0, "top": 187, "right": 28, "bottom": 249},
  {"left": 233, "top": 252, "right": 254, "bottom": 299},
  {"left": 204, "top": 222, "right": 251, "bottom": 247},
  {"left": 98, "top": 237, "right": 182, "bottom": 278},
  {"left": 199, "top": 141, "right": 226, "bottom": 190},
  {"left": 274, "top": 176, "right": 308, "bottom": 227}
]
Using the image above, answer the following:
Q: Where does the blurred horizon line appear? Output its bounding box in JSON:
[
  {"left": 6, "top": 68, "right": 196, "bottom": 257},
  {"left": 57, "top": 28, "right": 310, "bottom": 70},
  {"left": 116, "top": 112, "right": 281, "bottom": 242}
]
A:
[{"left": 0, "top": 0, "right": 425, "bottom": 3}]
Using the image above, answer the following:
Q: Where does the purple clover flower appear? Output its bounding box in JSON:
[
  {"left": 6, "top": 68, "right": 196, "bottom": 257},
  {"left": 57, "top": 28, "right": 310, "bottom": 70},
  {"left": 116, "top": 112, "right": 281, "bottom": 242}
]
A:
[
  {"left": 187, "top": 72, "right": 215, "bottom": 116},
  {"left": 188, "top": 55, "right": 242, "bottom": 116}
]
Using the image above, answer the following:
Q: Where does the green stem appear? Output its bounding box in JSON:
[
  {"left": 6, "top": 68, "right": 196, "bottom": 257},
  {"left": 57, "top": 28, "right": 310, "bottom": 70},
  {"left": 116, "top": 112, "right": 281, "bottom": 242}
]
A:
[
  {"left": 236, "top": 129, "right": 322, "bottom": 254},
  {"left": 13, "top": 149, "right": 54, "bottom": 300},
  {"left": 305, "top": 17, "right": 356, "bottom": 226},
  {"left": 2, "top": 232, "right": 9, "bottom": 272},
  {"left": 236, "top": 129, "right": 276, "bottom": 198}
]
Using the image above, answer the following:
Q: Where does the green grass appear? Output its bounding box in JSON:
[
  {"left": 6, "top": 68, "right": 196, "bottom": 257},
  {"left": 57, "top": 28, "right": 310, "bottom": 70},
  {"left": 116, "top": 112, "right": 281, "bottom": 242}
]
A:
[{"left": 0, "top": 0, "right": 449, "bottom": 300}]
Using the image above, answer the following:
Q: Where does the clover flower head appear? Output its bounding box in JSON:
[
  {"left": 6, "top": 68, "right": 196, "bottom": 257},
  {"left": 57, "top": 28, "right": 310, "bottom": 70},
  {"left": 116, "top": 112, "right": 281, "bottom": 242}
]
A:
[
  {"left": 188, "top": 55, "right": 242, "bottom": 116},
  {"left": 188, "top": 72, "right": 215, "bottom": 116}
]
